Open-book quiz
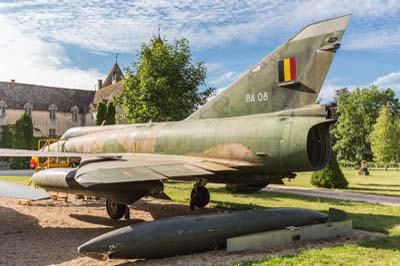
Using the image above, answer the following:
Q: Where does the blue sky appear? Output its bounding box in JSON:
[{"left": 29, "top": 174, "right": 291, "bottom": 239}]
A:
[{"left": 0, "top": 0, "right": 400, "bottom": 100}]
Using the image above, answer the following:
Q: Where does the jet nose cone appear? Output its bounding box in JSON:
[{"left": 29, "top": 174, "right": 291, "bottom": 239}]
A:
[{"left": 78, "top": 226, "right": 134, "bottom": 260}]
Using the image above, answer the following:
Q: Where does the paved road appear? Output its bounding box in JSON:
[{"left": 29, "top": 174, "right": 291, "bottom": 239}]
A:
[
  {"left": 266, "top": 185, "right": 400, "bottom": 206},
  {"left": 0, "top": 169, "right": 33, "bottom": 176}
]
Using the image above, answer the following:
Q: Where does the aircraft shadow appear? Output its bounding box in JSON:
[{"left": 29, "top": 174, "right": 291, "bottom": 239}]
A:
[
  {"left": 0, "top": 205, "right": 112, "bottom": 266},
  {"left": 132, "top": 199, "right": 224, "bottom": 220},
  {"left": 34, "top": 199, "right": 105, "bottom": 208},
  {"left": 69, "top": 213, "right": 143, "bottom": 227}
]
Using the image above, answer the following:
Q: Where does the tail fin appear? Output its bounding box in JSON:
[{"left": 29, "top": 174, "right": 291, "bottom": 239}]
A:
[{"left": 188, "top": 15, "right": 350, "bottom": 120}]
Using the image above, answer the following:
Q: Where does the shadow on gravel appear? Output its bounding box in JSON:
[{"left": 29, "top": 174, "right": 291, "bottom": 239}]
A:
[
  {"left": 69, "top": 213, "right": 143, "bottom": 227},
  {"left": 0, "top": 205, "right": 111, "bottom": 266},
  {"left": 132, "top": 199, "right": 223, "bottom": 220}
]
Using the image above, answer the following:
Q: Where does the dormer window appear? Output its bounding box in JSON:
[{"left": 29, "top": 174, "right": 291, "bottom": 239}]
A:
[
  {"left": 71, "top": 106, "right": 79, "bottom": 122},
  {"left": 49, "top": 104, "right": 57, "bottom": 120},
  {"left": 0, "top": 100, "right": 6, "bottom": 117},
  {"left": 24, "top": 103, "right": 33, "bottom": 116}
]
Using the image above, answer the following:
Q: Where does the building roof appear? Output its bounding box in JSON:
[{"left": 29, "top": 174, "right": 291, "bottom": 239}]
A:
[
  {"left": 93, "top": 81, "right": 123, "bottom": 104},
  {"left": 102, "top": 63, "right": 123, "bottom": 87},
  {"left": 0, "top": 81, "right": 95, "bottom": 112}
]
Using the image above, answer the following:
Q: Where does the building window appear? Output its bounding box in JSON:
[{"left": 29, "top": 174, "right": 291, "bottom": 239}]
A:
[
  {"left": 49, "top": 104, "right": 57, "bottom": 120},
  {"left": 0, "top": 100, "right": 6, "bottom": 117},
  {"left": 71, "top": 106, "right": 79, "bottom": 122},
  {"left": 24, "top": 103, "right": 33, "bottom": 117},
  {"left": 49, "top": 129, "right": 56, "bottom": 138}
]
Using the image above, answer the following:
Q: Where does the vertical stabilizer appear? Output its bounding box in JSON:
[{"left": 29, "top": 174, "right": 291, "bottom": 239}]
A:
[{"left": 188, "top": 15, "right": 350, "bottom": 120}]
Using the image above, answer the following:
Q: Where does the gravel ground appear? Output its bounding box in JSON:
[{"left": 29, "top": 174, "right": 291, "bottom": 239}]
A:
[
  {"left": 266, "top": 185, "right": 400, "bottom": 206},
  {"left": 0, "top": 196, "right": 384, "bottom": 266}
]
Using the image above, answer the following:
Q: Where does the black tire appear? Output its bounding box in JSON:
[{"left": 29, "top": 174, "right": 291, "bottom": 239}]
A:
[
  {"left": 190, "top": 186, "right": 210, "bottom": 208},
  {"left": 106, "top": 199, "right": 127, "bottom": 220}
]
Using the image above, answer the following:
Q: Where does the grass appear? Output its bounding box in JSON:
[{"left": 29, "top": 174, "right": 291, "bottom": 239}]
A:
[
  {"left": 233, "top": 237, "right": 400, "bottom": 266},
  {"left": 164, "top": 180, "right": 400, "bottom": 266},
  {"left": 164, "top": 182, "right": 400, "bottom": 234},
  {"left": 285, "top": 169, "right": 400, "bottom": 197},
  {"left": 2, "top": 174, "right": 400, "bottom": 265},
  {"left": 0, "top": 175, "right": 31, "bottom": 185}
]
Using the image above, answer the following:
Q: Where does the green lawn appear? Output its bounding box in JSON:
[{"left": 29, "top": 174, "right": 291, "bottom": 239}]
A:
[
  {"left": 285, "top": 169, "right": 400, "bottom": 197},
  {"left": 164, "top": 182, "right": 400, "bottom": 266}
]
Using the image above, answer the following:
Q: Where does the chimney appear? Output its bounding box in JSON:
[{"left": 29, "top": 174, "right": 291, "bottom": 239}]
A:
[
  {"left": 97, "top": 79, "right": 102, "bottom": 90},
  {"left": 10, "top": 79, "right": 15, "bottom": 85}
]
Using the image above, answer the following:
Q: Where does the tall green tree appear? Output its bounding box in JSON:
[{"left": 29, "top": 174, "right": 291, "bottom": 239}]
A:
[
  {"left": 370, "top": 106, "right": 398, "bottom": 167},
  {"left": 12, "top": 112, "right": 33, "bottom": 168},
  {"left": 0, "top": 125, "right": 15, "bottom": 148},
  {"left": 122, "top": 36, "right": 215, "bottom": 123},
  {"left": 23, "top": 112, "right": 33, "bottom": 149},
  {"left": 96, "top": 100, "right": 107, "bottom": 126},
  {"left": 333, "top": 85, "right": 400, "bottom": 163},
  {"left": 106, "top": 101, "right": 116, "bottom": 125}
]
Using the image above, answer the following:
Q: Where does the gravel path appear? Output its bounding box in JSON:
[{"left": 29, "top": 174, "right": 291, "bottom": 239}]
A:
[{"left": 266, "top": 185, "right": 400, "bottom": 206}]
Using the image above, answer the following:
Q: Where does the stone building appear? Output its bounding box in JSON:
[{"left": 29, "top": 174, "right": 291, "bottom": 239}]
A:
[
  {"left": 93, "top": 62, "right": 124, "bottom": 105},
  {"left": 0, "top": 80, "right": 95, "bottom": 139}
]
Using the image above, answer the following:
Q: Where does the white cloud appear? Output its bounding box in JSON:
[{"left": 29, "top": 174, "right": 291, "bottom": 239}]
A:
[
  {"left": 0, "top": 15, "right": 102, "bottom": 89},
  {"left": 1, "top": 0, "right": 400, "bottom": 89},
  {"left": 319, "top": 83, "right": 359, "bottom": 101},
  {"left": 320, "top": 71, "right": 400, "bottom": 101},
  {"left": 372, "top": 71, "right": 400, "bottom": 91},
  {"left": 209, "top": 72, "right": 236, "bottom": 86},
  {"left": 2, "top": 0, "right": 400, "bottom": 53}
]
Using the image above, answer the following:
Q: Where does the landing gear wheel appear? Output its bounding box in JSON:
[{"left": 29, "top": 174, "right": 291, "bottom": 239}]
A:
[
  {"left": 190, "top": 186, "right": 210, "bottom": 210},
  {"left": 106, "top": 199, "right": 127, "bottom": 220}
]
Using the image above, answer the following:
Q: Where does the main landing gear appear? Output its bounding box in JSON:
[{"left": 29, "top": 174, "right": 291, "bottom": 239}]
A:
[
  {"left": 106, "top": 199, "right": 130, "bottom": 220},
  {"left": 190, "top": 179, "right": 210, "bottom": 210}
]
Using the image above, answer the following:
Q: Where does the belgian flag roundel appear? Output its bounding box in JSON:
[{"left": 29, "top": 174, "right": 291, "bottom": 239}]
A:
[{"left": 278, "top": 57, "right": 296, "bottom": 83}]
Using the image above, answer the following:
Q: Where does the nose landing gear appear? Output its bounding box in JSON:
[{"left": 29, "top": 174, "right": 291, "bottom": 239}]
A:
[{"left": 190, "top": 179, "right": 210, "bottom": 210}]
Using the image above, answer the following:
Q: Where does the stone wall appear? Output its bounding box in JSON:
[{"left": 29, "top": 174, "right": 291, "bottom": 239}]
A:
[{"left": 0, "top": 109, "right": 95, "bottom": 137}]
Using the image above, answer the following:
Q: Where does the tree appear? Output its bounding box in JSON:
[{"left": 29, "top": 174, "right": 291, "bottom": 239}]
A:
[
  {"left": 106, "top": 101, "right": 116, "bottom": 125},
  {"left": 122, "top": 36, "right": 215, "bottom": 123},
  {"left": 96, "top": 100, "right": 107, "bottom": 126},
  {"left": 0, "top": 125, "right": 15, "bottom": 149},
  {"left": 23, "top": 112, "right": 33, "bottom": 150},
  {"left": 12, "top": 112, "right": 33, "bottom": 168},
  {"left": 333, "top": 85, "right": 400, "bottom": 163},
  {"left": 370, "top": 106, "right": 398, "bottom": 167},
  {"left": 311, "top": 152, "right": 348, "bottom": 189}
]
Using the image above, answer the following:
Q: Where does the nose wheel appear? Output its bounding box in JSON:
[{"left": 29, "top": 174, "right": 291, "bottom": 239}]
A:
[
  {"left": 190, "top": 186, "right": 210, "bottom": 210},
  {"left": 106, "top": 199, "right": 129, "bottom": 220}
]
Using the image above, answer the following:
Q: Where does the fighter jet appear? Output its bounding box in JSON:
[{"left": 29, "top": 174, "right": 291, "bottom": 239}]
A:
[{"left": 0, "top": 15, "right": 350, "bottom": 220}]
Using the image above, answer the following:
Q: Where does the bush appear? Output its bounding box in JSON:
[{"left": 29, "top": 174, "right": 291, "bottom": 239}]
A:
[{"left": 311, "top": 152, "right": 348, "bottom": 189}]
